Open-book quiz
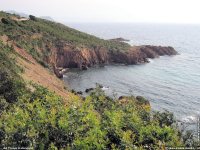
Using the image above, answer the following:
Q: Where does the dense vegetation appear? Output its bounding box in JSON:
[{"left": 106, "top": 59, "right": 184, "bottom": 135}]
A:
[
  {"left": 0, "top": 83, "right": 182, "bottom": 149},
  {"left": 0, "top": 11, "right": 199, "bottom": 149}
]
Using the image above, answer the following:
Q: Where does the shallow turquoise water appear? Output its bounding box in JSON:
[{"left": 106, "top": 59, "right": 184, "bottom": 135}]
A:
[{"left": 64, "top": 23, "right": 200, "bottom": 122}]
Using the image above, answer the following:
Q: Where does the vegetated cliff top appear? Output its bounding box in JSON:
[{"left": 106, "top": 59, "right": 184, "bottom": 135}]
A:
[
  {"left": 0, "top": 11, "right": 177, "bottom": 79},
  {"left": 0, "top": 11, "right": 76, "bottom": 98},
  {"left": 0, "top": 11, "right": 130, "bottom": 51}
]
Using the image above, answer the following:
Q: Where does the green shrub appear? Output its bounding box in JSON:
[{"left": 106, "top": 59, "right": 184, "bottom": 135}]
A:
[
  {"left": 0, "top": 84, "right": 183, "bottom": 149},
  {"left": 29, "top": 15, "right": 37, "bottom": 21}
]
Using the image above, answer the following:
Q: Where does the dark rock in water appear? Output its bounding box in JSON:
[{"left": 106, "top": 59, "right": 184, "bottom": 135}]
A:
[
  {"left": 118, "top": 96, "right": 126, "bottom": 100},
  {"left": 70, "top": 89, "right": 82, "bottom": 95},
  {"left": 96, "top": 83, "right": 103, "bottom": 88},
  {"left": 146, "top": 59, "right": 150, "bottom": 63},
  {"left": 77, "top": 91, "right": 83, "bottom": 95},
  {"left": 85, "top": 88, "right": 94, "bottom": 93},
  {"left": 136, "top": 96, "right": 150, "bottom": 105},
  {"left": 71, "top": 89, "right": 76, "bottom": 94},
  {"left": 81, "top": 65, "right": 88, "bottom": 70}
]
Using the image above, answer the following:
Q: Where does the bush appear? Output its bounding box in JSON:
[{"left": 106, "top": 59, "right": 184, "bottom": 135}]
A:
[
  {"left": 0, "top": 86, "right": 183, "bottom": 149},
  {"left": 29, "top": 15, "right": 37, "bottom": 21},
  {"left": 1, "top": 18, "right": 10, "bottom": 24},
  {"left": 153, "top": 111, "right": 175, "bottom": 127},
  {"left": 0, "top": 69, "right": 17, "bottom": 103}
]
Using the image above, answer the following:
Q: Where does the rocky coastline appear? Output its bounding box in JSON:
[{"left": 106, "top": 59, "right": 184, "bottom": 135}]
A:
[
  {"left": 0, "top": 13, "right": 178, "bottom": 79},
  {"left": 49, "top": 44, "right": 177, "bottom": 78}
]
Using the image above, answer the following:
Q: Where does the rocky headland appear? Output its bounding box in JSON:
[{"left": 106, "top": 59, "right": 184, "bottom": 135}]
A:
[{"left": 49, "top": 43, "right": 177, "bottom": 78}]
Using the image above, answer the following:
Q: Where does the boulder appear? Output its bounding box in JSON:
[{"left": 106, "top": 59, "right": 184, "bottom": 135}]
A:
[{"left": 85, "top": 88, "right": 94, "bottom": 93}]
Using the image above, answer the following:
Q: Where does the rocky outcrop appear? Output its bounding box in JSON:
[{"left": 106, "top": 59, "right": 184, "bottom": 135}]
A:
[
  {"left": 85, "top": 88, "right": 94, "bottom": 93},
  {"left": 46, "top": 42, "right": 177, "bottom": 78}
]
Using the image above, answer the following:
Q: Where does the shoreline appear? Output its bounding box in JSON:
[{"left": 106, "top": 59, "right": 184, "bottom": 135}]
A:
[{"left": 56, "top": 45, "right": 178, "bottom": 78}]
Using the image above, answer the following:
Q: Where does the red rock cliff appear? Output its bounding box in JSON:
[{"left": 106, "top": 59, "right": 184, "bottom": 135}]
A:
[{"left": 46, "top": 42, "right": 177, "bottom": 78}]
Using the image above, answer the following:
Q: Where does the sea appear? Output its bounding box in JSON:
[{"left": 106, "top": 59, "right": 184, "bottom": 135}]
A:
[{"left": 64, "top": 23, "right": 200, "bottom": 123}]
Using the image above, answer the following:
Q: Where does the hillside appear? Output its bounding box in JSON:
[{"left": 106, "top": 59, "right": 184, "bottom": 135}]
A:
[
  {"left": 0, "top": 11, "right": 177, "bottom": 78},
  {"left": 0, "top": 11, "right": 191, "bottom": 149},
  {"left": 0, "top": 42, "right": 183, "bottom": 148}
]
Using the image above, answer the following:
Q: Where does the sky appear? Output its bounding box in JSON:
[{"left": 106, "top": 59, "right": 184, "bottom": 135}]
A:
[{"left": 1, "top": 0, "right": 200, "bottom": 24}]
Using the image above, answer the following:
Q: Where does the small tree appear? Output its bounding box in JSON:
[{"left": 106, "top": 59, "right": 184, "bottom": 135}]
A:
[
  {"left": 29, "top": 15, "right": 37, "bottom": 21},
  {"left": 0, "top": 70, "right": 18, "bottom": 103},
  {"left": 1, "top": 18, "right": 10, "bottom": 24}
]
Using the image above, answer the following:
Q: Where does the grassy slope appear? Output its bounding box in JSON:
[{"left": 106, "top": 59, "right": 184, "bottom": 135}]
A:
[
  {"left": 0, "top": 12, "right": 71, "bottom": 99},
  {"left": 0, "top": 40, "right": 70, "bottom": 99},
  {"left": 0, "top": 11, "right": 130, "bottom": 66}
]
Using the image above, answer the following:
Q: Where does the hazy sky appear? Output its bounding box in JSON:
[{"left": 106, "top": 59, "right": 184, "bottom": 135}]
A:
[{"left": 1, "top": 0, "right": 200, "bottom": 24}]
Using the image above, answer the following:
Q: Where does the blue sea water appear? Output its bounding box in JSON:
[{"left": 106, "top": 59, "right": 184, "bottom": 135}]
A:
[{"left": 64, "top": 23, "right": 200, "bottom": 122}]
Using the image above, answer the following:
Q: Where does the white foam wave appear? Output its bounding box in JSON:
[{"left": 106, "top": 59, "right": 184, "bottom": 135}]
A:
[
  {"left": 148, "top": 58, "right": 154, "bottom": 63},
  {"left": 102, "top": 86, "right": 109, "bottom": 90},
  {"left": 182, "top": 115, "right": 197, "bottom": 123}
]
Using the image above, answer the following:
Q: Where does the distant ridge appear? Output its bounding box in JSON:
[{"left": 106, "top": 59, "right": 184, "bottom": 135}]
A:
[
  {"left": 6, "top": 10, "right": 29, "bottom": 18},
  {"left": 40, "top": 16, "right": 54, "bottom": 21},
  {"left": 6, "top": 11, "right": 54, "bottom": 21}
]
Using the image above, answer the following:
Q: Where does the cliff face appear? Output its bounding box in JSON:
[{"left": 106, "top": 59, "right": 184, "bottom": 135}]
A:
[
  {"left": 47, "top": 43, "right": 177, "bottom": 78},
  {"left": 47, "top": 43, "right": 110, "bottom": 71},
  {"left": 0, "top": 34, "right": 177, "bottom": 79}
]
